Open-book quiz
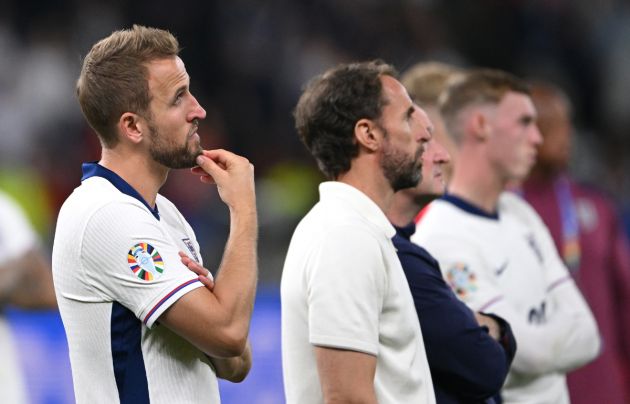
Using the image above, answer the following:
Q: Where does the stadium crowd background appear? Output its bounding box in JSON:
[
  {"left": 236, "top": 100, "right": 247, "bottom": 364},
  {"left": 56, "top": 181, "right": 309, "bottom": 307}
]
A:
[{"left": 1, "top": 0, "right": 629, "bottom": 403}]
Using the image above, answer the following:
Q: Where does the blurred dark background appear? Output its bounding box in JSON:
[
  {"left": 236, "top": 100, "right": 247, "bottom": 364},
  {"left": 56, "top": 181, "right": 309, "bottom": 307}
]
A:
[
  {"left": 1, "top": 0, "right": 629, "bottom": 282},
  {"left": 1, "top": 1, "right": 629, "bottom": 402}
]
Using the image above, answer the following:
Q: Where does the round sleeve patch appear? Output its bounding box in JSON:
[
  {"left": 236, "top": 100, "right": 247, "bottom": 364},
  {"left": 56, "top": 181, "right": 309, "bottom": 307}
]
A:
[
  {"left": 446, "top": 262, "right": 477, "bottom": 300},
  {"left": 128, "top": 243, "right": 164, "bottom": 281}
]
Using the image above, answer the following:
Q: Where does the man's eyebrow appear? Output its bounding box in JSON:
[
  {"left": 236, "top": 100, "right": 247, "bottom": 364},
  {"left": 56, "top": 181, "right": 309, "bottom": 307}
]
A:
[
  {"left": 170, "top": 72, "right": 190, "bottom": 97},
  {"left": 172, "top": 84, "right": 188, "bottom": 99},
  {"left": 520, "top": 114, "right": 536, "bottom": 124}
]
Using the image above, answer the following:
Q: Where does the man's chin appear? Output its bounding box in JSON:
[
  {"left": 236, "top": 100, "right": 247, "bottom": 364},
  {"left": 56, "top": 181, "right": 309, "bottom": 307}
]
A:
[
  {"left": 174, "top": 147, "right": 203, "bottom": 169},
  {"left": 154, "top": 152, "right": 200, "bottom": 170},
  {"left": 174, "top": 156, "right": 200, "bottom": 169},
  {"left": 392, "top": 173, "right": 422, "bottom": 193}
]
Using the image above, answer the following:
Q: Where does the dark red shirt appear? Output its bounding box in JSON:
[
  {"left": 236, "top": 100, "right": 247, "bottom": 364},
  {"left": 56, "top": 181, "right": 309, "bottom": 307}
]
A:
[{"left": 523, "top": 175, "right": 630, "bottom": 404}]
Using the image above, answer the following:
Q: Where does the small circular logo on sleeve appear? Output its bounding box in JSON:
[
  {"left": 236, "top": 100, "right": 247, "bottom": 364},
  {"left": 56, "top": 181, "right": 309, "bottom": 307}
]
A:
[
  {"left": 127, "top": 243, "right": 164, "bottom": 281},
  {"left": 446, "top": 262, "right": 477, "bottom": 300}
]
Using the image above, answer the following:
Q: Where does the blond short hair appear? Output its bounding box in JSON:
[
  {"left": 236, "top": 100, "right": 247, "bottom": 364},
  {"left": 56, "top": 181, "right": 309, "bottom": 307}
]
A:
[{"left": 401, "top": 62, "right": 462, "bottom": 107}]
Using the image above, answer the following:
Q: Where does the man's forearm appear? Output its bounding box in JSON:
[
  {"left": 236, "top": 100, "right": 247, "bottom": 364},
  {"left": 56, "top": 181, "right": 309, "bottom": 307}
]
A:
[
  {"left": 0, "top": 251, "right": 56, "bottom": 309},
  {"left": 212, "top": 208, "right": 258, "bottom": 335},
  {"left": 0, "top": 260, "right": 22, "bottom": 303},
  {"left": 209, "top": 341, "right": 253, "bottom": 382}
]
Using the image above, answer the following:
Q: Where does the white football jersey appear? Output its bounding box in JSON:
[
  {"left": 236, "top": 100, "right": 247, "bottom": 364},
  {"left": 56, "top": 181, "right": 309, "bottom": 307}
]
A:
[
  {"left": 414, "top": 192, "right": 600, "bottom": 404},
  {"left": 52, "top": 163, "right": 218, "bottom": 404}
]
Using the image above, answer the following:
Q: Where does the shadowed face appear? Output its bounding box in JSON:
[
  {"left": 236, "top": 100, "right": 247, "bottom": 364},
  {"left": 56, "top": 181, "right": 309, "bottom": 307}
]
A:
[
  {"left": 396, "top": 127, "right": 451, "bottom": 210},
  {"left": 532, "top": 91, "right": 572, "bottom": 172},
  {"left": 417, "top": 136, "right": 451, "bottom": 195},
  {"left": 417, "top": 106, "right": 454, "bottom": 194}
]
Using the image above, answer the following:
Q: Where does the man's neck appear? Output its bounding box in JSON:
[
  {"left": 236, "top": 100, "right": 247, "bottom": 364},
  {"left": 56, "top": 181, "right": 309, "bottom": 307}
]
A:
[
  {"left": 337, "top": 159, "right": 394, "bottom": 214},
  {"left": 99, "top": 149, "right": 168, "bottom": 208},
  {"left": 447, "top": 153, "right": 504, "bottom": 214},
  {"left": 386, "top": 191, "right": 434, "bottom": 227}
]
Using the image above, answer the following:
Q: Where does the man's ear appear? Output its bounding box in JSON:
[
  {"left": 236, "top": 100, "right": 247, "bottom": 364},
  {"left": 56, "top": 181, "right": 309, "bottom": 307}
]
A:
[
  {"left": 354, "top": 118, "right": 382, "bottom": 152},
  {"left": 466, "top": 109, "right": 490, "bottom": 142},
  {"left": 118, "top": 112, "right": 146, "bottom": 144}
]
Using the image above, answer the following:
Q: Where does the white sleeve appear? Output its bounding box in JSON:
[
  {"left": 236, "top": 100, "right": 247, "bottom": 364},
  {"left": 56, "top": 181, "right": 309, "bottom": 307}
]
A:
[
  {"left": 0, "top": 192, "right": 38, "bottom": 265},
  {"left": 542, "top": 280, "right": 601, "bottom": 373},
  {"left": 476, "top": 279, "right": 599, "bottom": 375},
  {"left": 514, "top": 200, "right": 601, "bottom": 373},
  {"left": 81, "top": 202, "right": 204, "bottom": 329},
  {"left": 307, "top": 225, "right": 387, "bottom": 356}
]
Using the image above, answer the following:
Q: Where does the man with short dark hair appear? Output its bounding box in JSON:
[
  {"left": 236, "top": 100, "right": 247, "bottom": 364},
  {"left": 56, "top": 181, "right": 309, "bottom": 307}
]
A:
[{"left": 282, "top": 60, "right": 436, "bottom": 404}]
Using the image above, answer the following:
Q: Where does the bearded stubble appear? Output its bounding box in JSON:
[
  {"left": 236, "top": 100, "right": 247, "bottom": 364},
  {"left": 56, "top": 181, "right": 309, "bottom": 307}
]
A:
[
  {"left": 148, "top": 121, "right": 202, "bottom": 169},
  {"left": 380, "top": 136, "right": 423, "bottom": 192}
]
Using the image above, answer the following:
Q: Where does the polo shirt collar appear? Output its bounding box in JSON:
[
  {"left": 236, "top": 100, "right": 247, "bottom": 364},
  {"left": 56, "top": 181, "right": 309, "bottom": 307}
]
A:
[
  {"left": 81, "top": 162, "right": 160, "bottom": 220},
  {"left": 319, "top": 181, "right": 396, "bottom": 238}
]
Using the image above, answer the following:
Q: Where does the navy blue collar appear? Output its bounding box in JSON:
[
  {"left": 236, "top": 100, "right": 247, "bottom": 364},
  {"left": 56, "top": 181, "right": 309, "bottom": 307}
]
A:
[
  {"left": 393, "top": 222, "right": 417, "bottom": 239},
  {"left": 81, "top": 162, "right": 160, "bottom": 220},
  {"left": 440, "top": 193, "right": 499, "bottom": 220}
]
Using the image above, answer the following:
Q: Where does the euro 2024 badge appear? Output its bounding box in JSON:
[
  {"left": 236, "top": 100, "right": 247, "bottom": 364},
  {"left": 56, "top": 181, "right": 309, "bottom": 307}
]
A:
[
  {"left": 128, "top": 243, "right": 164, "bottom": 281},
  {"left": 446, "top": 262, "right": 477, "bottom": 300}
]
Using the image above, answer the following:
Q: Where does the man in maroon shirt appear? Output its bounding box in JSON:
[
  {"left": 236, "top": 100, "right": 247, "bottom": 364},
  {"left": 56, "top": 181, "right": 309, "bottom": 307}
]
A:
[{"left": 522, "top": 82, "right": 630, "bottom": 404}]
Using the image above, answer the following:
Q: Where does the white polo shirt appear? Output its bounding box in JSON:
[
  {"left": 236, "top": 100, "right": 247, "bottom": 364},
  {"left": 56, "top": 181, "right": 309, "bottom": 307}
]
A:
[
  {"left": 281, "top": 181, "right": 435, "bottom": 404},
  {"left": 0, "top": 191, "right": 37, "bottom": 404},
  {"left": 52, "top": 163, "right": 217, "bottom": 404},
  {"left": 414, "top": 192, "right": 600, "bottom": 404}
]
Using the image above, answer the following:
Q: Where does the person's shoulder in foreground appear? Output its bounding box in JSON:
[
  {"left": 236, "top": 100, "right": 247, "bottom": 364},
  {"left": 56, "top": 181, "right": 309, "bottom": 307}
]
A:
[
  {"left": 281, "top": 60, "right": 436, "bottom": 404},
  {"left": 0, "top": 189, "right": 56, "bottom": 404},
  {"left": 413, "top": 68, "right": 600, "bottom": 404},
  {"left": 53, "top": 25, "right": 257, "bottom": 404}
]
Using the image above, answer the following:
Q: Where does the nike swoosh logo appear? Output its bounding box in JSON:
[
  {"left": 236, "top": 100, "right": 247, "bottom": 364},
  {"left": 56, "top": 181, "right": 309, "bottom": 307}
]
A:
[{"left": 495, "top": 261, "right": 509, "bottom": 276}]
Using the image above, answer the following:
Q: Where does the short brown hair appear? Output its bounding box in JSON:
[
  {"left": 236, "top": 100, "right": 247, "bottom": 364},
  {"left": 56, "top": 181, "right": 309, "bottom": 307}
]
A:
[
  {"left": 76, "top": 25, "right": 180, "bottom": 147},
  {"left": 294, "top": 60, "right": 397, "bottom": 179},
  {"left": 439, "top": 68, "right": 530, "bottom": 142},
  {"left": 400, "top": 62, "right": 462, "bottom": 107}
]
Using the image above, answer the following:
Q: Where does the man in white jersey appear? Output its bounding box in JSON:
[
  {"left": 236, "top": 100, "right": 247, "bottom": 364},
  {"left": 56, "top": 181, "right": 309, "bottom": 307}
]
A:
[
  {"left": 281, "top": 60, "right": 436, "bottom": 404},
  {"left": 389, "top": 62, "right": 517, "bottom": 404},
  {"left": 52, "top": 25, "right": 258, "bottom": 404},
  {"left": 413, "top": 69, "right": 600, "bottom": 403},
  {"left": 0, "top": 190, "right": 56, "bottom": 404}
]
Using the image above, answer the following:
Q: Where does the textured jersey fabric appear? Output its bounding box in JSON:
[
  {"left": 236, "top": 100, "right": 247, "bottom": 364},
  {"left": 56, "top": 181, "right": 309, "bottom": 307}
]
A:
[
  {"left": 394, "top": 222, "right": 516, "bottom": 404},
  {"left": 52, "top": 163, "right": 217, "bottom": 404}
]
